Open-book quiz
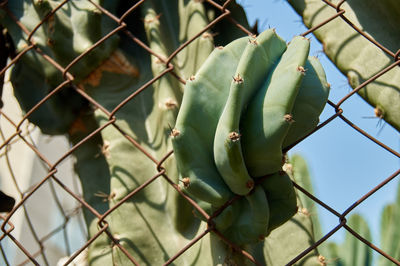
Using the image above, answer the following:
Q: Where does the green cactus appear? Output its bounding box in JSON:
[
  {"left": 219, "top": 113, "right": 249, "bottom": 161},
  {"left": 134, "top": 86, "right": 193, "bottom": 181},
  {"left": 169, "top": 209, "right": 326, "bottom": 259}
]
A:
[
  {"left": 287, "top": 0, "right": 400, "bottom": 132},
  {"left": 241, "top": 35, "right": 310, "bottom": 178},
  {"left": 322, "top": 214, "right": 372, "bottom": 266},
  {"left": 2, "top": 0, "right": 336, "bottom": 264},
  {"left": 378, "top": 180, "right": 400, "bottom": 265},
  {"left": 263, "top": 155, "right": 323, "bottom": 266},
  {"left": 0, "top": 0, "right": 119, "bottom": 135},
  {"left": 2, "top": 0, "right": 221, "bottom": 264},
  {"left": 173, "top": 28, "right": 330, "bottom": 246},
  {"left": 288, "top": 154, "right": 377, "bottom": 266}
]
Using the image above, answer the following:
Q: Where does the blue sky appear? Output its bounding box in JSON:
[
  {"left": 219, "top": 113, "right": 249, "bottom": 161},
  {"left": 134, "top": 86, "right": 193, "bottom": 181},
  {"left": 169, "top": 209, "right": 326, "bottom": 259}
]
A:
[{"left": 243, "top": 0, "right": 400, "bottom": 250}]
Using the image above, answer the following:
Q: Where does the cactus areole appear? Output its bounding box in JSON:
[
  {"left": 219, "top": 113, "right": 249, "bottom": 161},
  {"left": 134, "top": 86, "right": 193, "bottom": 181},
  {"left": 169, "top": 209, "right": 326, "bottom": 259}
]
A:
[{"left": 172, "top": 29, "right": 330, "bottom": 245}]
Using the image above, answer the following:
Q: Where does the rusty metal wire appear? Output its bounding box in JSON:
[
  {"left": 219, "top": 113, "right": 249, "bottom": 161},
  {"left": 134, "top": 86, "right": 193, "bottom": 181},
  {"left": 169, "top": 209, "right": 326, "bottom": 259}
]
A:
[{"left": 0, "top": 0, "right": 399, "bottom": 265}]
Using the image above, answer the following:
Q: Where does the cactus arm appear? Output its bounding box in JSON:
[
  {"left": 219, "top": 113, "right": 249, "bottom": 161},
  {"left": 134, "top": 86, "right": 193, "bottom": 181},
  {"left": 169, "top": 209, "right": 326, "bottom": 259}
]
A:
[
  {"left": 283, "top": 56, "right": 330, "bottom": 148},
  {"left": 241, "top": 36, "right": 310, "bottom": 177},
  {"left": 176, "top": 0, "right": 215, "bottom": 80},
  {"left": 261, "top": 172, "right": 297, "bottom": 235},
  {"left": 172, "top": 36, "right": 249, "bottom": 206},
  {"left": 75, "top": 1, "right": 218, "bottom": 264},
  {"left": 341, "top": 214, "right": 372, "bottom": 266},
  {"left": 220, "top": 186, "right": 269, "bottom": 245},
  {"left": 287, "top": 0, "right": 400, "bottom": 131},
  {"left": 213, "top": 29, "right": 287, "bottom": 195},
  {"left": 289, "top": 154, "right": 323, "bottom": 241}
]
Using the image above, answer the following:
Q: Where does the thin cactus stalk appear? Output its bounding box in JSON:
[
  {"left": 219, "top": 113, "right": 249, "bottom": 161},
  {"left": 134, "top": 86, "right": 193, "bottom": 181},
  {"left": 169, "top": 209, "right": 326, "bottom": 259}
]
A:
[{"left": 287, "top": 0, "right": 400, "bottom": 132}]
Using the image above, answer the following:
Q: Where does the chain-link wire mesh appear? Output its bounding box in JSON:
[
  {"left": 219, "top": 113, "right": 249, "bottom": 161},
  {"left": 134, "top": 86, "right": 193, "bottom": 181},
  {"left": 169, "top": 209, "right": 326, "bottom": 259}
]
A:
[{"left": 0, "top": 0, "right": 399, "bottom": 265}]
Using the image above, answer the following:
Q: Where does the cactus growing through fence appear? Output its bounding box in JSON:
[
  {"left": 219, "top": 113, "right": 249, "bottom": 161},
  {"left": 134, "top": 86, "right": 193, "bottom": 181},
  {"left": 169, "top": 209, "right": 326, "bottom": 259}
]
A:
[
  {"left": 1, "top": 0, "right": 338, "bottom": 264},
  {"left": 287, "top": 0, "right": 400, "bottom": 132}
]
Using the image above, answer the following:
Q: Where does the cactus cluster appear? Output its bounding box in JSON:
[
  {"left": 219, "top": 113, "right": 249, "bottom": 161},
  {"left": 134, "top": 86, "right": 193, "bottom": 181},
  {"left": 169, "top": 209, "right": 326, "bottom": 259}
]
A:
[{"left": 172, "top": 28, "right": 330, "bottom": 245}]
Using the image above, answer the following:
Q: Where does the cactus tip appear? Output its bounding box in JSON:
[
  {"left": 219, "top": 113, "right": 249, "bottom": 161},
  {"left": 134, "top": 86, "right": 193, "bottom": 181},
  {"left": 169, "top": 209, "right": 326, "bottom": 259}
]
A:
[
  {"left": 144, "top": 13, "right": 161, "bottom": 25},
  {"left": 216, "top": 46, "right": 224, "bottom": 50},
  {"left": 189, "top": 75, "right": 196, "bottom": 81}
]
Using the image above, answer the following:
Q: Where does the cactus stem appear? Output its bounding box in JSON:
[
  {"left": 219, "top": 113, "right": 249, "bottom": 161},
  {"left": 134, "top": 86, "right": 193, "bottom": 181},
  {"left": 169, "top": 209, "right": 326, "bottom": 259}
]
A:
[
  {"left": 233, "top": 73, "right": 243, "bottom": 83},
  {"left": 228, "top": 131, "right": 241, "bottom": 142},
  {"left": 170, "top": 128, "right": 180, "bottom": 137}
]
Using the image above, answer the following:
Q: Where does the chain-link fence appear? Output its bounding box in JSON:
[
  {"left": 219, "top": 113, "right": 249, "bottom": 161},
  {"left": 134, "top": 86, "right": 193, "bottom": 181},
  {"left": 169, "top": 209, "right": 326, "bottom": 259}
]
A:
[{"left": 0, "top": 0, "right": 399, "bottom": 265}]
